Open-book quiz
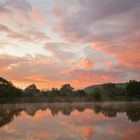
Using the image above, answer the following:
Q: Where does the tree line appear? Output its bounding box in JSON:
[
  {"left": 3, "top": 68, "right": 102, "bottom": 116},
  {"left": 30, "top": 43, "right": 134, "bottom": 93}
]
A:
[{"left": 0, "top": 77, "right": 140, "bottom": 101}]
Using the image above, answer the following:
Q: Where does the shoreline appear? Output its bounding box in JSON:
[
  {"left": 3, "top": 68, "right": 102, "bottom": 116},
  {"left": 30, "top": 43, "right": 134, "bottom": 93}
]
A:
[{"left": 0, "top": 97, "right": 140, "bottom": 104}]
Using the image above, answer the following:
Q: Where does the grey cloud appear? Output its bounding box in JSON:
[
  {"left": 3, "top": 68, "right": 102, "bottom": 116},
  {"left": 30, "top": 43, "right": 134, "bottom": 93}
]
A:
[
  {"left": 0, "top": 0, "right": 32, "bottom": 26},
  {"left": 0, "top": 0, "right": 31, "bottom": 11},
  {"left": 51, "top": 0, "right": 140, "bottom": 74},
  {"left": 0, "top": 24, "right": 51, "bottom": 43},
  {"left": 27, "top": 29, "right": 51, "bottom": 41},
  {"left": 52, "top": 0, "right": 140, "bottom": 42},
  {"left": 0, "top": 5, "right": 10, "bottom": 12},
  {"left": 44, "top": 42, "right": 81, "bottom": 61},
  {"left": 0, "top": 24, "right": 9, "bottom": 32},
  {"left": 0, "top": 24, "right": 32, "bottom": 42},
  {"left": 0, "top": 54, "right": 24, "bottom": 67}
]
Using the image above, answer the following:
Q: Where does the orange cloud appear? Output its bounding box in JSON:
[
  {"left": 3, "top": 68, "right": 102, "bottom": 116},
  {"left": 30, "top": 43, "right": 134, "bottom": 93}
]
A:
[
  {"left": 61, "top": 109, "right": 110, "bottom": 128},
  {"left": 39, "top": 131, "right": 49, "bottom": 138},
  {"left": 121, "top": 127, "right": 140, "bottom": 140},
  {"left": 82, "top": 58, "right": 95, "bottom": 69},
  {"left": 21, "top": 110, "right": 52, "bottom": 121},
  {"left": 81, "top": 126, "right": 96, "bottom": 138},
  {"left": 92, "top": 39, "right": 140, "bottom": 70},
  {"left": 0, "top": 12, "right": 7, "bottom": 20},
  {"left": 0, "top": 1, "right": 130, "bottom": 90},
  {"left": 108, "top": 126, "right": 115, "bottom": 135},
  {"left": 7, "top": 31, "right": 32, "bottom": 42}
]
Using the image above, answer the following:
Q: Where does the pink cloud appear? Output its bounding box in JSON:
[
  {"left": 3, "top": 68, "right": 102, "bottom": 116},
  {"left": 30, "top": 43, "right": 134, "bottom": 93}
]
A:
[
  {"left": 120, "top": 127, "right": 140, "bottom": 140},
  {"left": 21, "top": 110, "right": 52, "bottom": 121},
  {"left": 0, "top": 0, "right": 140, "bottom": 89},
  {"left": 31, "top": 7, "right": 47, "bottom": 24},
  {"left": 38, "top": 131, "right": 49, "bottom": 138},
  {"left": 81, "top": 126, "right": 96, "bottom": 138},
  {"left": 50, "top": 0, "right": 140, "bottom": 84},
  {"left": 82, "top": 58, "right": 95, "bottom": 69}
]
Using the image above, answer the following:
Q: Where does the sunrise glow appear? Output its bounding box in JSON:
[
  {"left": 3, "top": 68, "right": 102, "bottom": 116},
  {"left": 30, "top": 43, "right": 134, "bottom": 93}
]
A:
[{"left": 0, "top": 0, "right": 140, "bottom": 89}]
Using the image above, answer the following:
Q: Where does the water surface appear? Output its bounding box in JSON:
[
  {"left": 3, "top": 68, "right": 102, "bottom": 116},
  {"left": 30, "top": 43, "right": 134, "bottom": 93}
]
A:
[{"left": 0, "top": 102, "right": 140, "bottom": 140}]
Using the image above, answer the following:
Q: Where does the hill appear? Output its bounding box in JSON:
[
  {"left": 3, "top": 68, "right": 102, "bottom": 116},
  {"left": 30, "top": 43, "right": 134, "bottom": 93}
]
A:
[{"left": 84, "top": 83, "right": 127, "bottom": 93}]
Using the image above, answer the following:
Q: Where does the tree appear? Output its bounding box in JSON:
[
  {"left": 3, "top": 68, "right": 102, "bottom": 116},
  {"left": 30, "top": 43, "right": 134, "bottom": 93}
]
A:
[
  {"left": 75, "top": 90, "right": 87, "bottom": 97},
  {"left": 0, "top": 77, "right": 23, "bottom": 98},
  {"left": 25, "top": 84, "right": 40, "bottom": 96},
  {"left": 102, "top": 83, "right": 116, "bottom": 91},
  {"left": 51, "top": 88, "right": 59, "bottom": 94},
  {"left": 126, "top": 80, "right": 140, "bottom": 97},
  {"left": 60, "top": 84, "right": 74, "bottom": 96},
  {"left": 48, "top": 88, "right": 60, "bottom": 97},
  {"left": 94, "top": 88, "right": 102, "bottom": 100},
  {"left": 102, "top": 83, "right": 117, "bottom": 99}
]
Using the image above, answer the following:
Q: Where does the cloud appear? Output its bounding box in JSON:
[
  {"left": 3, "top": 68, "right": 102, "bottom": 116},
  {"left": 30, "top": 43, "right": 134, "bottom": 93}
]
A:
[
  {"left": 121, "top": 127, "right": 140, "bottom": 140},
  {"left": 92, "top": 33, "right": 140, "bottom": 70},
  {"left": 0, "top": 0, "right": 139, "bottom": 88},
  {"left": 0, "top": 54, "right": 73, "bottom": 88},
  {"left": 21, "top": 110, "right": 52, "bottom": 121},
  {"left": 0, "top": 52, "right": 139, "bottom": 89},
  {"left": 51, "top": 0, "right": 140, "bottom": 79},
  {"left": 0, "top": 54, "right": 25, "bottom": 69},
  {"left": 27, "top": 29, "right": 50, "bottom": 41},
  {"left": 82, "top": 58, "right": 95, "bottom": 69},
  {"left": 44, "top": 42, "right": 82, "bottom": 61},
  {"left": 81, "top": 126, "right": 96, "bottom": 138},
  {"left": 60, "top": 109, "right": 110, "bottom": 127},
  {"left": 0, "top": 24, "right": 32, "bottom": 42},
  {"left": 31, "top": 7, "right": 47, "bottom": 24},
  {"left": 0, "top": 0, "right": 47, "bottom": 28},
  {"left": 0, "top": 24, "right": 50, "bottom": 43},
  {"left": 38, "top": 131, "right": 49, "bottom": 138},
  {"left": 0, "top": 0, "right": 31, "bottom": 22},
  {"left": 7, "top": 31, "right": 32, "bottom": 42},
  {"left": 65, "top": 64, "right": 140, "bottom": 86},
  {"left": 0, "top": 0, "right": 31, "bottom": 16},
  {"left": 52, "top": 0, "right": 140, "bottom": 42},
  {"left": 0, "top": 24, "right": 9, "bottom": 32}
]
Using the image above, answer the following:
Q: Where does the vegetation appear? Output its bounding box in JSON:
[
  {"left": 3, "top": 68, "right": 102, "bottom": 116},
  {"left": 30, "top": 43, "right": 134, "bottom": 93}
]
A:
[
  {"left": 25, "top": 84, "right": 40, "bottom": 96},
  {"left": 0, "top": 77, "right": 140, "bottom": 102},
  {"left": 91, "top": 88, "right": 102, "bottom": 100},
  {"left": 126, "top": 80, "right": 140, "bottom": 97},
  {"left": 0, "top": 77, "right": 23, "bottom": 98}
]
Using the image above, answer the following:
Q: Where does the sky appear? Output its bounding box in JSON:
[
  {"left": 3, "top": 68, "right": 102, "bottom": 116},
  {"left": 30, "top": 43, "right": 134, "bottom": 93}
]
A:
[{"left": 0, "top": 0, "right": 140, "bottom": 89}]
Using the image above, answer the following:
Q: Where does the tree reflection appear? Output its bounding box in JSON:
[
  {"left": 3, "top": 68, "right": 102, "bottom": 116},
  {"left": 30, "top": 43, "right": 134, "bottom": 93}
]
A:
[
  {"left": 0, "top": 107, "right": 22, "bottom": 127},
  {"left": 0, "top": 103, "right": 140, "bottom": 128},
  {"left": 126, "top": 105, "right": 140, "bottom": 122}
]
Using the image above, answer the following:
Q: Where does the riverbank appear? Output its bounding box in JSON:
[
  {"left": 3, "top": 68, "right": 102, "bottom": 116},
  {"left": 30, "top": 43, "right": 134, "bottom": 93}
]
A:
[{"left": 0, "top": 97, "right": 139, "bottom": 104}]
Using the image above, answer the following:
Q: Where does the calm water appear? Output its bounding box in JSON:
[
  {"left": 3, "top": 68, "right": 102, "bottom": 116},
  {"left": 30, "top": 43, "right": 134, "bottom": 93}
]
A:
[{"left": 0, "top": 102, "right": 140, "bottom": 140}]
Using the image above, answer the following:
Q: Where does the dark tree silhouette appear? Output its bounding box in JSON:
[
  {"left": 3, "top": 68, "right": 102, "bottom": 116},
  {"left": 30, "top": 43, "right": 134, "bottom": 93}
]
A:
[
  {"left": 93, "top": 88, "right": 102, "bottom": 100},
  {"left": 0, "top": 77, "right": 140, "bottom": 102},
  {"left": 60, "top": 84, "right": 74, "bottom": 96},
  {"left": 25, "top": 84, "right": 40, "bottom": 96},
  {"left": 0, "top": 77, "right": 23, "bottom": 98},
  {"left": 126, "top": 80, "right": 140, "bottom": 97}
]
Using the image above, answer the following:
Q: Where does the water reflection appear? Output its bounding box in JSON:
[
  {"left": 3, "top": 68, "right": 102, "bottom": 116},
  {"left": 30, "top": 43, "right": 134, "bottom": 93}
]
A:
[{"left": 0, "top": 102, "right": 140, "bottom": 140}]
